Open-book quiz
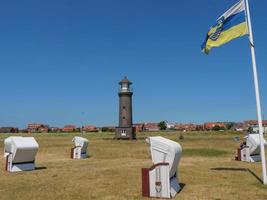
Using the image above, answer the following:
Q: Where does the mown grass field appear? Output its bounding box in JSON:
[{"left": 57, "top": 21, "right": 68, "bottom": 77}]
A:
[{"left": 0, "top": 131, "right": 266, "bottom": 200}]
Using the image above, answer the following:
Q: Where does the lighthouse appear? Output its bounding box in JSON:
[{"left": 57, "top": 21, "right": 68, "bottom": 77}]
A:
[{"left": 115, "top": 77, "right": 136, "bottom": 140}]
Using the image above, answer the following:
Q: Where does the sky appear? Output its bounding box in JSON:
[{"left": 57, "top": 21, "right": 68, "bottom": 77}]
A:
[{"left": 0, "top": 0, "right": 267, "bottom": 128}]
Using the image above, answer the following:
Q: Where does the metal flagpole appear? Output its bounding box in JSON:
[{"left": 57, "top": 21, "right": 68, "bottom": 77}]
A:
[{"left": 244, "top": 0, "right": 267, "bottom": 185}]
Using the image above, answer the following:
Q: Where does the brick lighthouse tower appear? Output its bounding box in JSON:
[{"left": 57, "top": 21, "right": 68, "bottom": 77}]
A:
[{"left": 115, "top": 77, "right": 136, "bottom": 140}]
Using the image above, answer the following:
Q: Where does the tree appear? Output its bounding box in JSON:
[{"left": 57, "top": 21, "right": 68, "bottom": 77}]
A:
[
  {"left": 101, "top": 127, "right": 109, "bottom": 132},
  {"left": 248, "top": 126, "right": 253, "bottom": 133},
  {"left": 212, "top": 125, "right": 225, "bottom": 131},
  {"left": 226, "top": 122, "right": 235, "bottom": 130},
  {"left": 158, "top": 121, "right": 167, "bottom": 130}
]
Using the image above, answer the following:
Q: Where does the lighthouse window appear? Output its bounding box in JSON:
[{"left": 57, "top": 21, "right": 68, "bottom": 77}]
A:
[
  {"left": 123, "top": 106, "right": 126, "bottom": 109},
  {"left": 123, "top": 117, "right": 126, "bottom": 119},
  {"left": 122, "top": 83, "right": 128, "bottom": 89}
]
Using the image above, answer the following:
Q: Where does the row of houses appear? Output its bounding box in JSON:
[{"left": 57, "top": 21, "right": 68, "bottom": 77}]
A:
[
  {"left": 0, "top": 127, "right": 19, "bottom": 133},
  {"left": 1, "top": 120, "right": 267, "bottom": 133},
  {"left": 244, "top": 120, "right": 267, "bottom": 133},
  {"left": 133, "top": 123, "right": 160, "bottom": 132},
  {"left": 133, "top": 120, "right": 267, "bottom": 132},
  {"left": 12, "top": 124, "right": 98, "bottom": 133},
  {"left": 132, "top": 122, "right": 227, "bottom": 132}
]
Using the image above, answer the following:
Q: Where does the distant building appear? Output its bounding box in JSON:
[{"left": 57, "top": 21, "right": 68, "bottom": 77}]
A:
[
  {"left": 174, "top": 123, "right": 197, "bottom": 131},
  {"left": 0, "top": 127, "right": 19, "bottom": 133},
  {"left": 196, "top": 124, "right": 205, "bottom": 131},
  {"left": 166, "top": 121, "right": 175, "bottom": 129},
  {"left": 233, "top": 122, "right": 245, "bottom": 131},
  {"left": 39, "top": 126, "right": 49, "bottom": 133},
  {"left": 144, "top": 123, "right": 160, "bottom": 132},
  {"left": 50, "top": 127, "right": 61, "bottom": 133},
  {"left": 133, "top": 123, "right": 145, "bottom": 132},
  {"left": 244, "top": 120, "right": 267, "bottom": 133},
  {"left": 204, "top": 122, "right": 226, "bottom": 130},
  {"left": 28, "top": 123, "right": 49, "bottom": 133},
  {"left": 63, "top": 125, "right": 76, "bottom": 132},
  {"left": 244, "top": 120, "right": 267, "bottom": 127},
  {"left": 82, "top": 125, "right": 98, "bottom": 132},
  {"left": 249, "top": 125, "right": 267, "bottom": 133},
  {"left": 28, "top": 123, "right": 43, "bottom": 132}
]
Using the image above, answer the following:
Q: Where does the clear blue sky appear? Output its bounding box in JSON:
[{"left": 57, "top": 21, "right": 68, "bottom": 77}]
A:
[{"left": 1, "top": 0, "right": 267, "bottom": 128}]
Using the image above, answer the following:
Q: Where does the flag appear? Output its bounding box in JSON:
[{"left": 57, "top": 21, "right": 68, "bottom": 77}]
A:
[{"left": 201, "top": 0, "right": 248, "bottom": 54}]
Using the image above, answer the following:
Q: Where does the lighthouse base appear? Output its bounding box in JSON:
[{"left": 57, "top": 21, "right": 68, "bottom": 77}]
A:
[{"left": 115, "top": 127, "right": 136, "bottom": 140}]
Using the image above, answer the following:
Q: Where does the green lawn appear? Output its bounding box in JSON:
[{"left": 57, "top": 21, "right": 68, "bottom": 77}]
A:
[{"left": 0, "top": 131, "right": 266, "bottom": 200}]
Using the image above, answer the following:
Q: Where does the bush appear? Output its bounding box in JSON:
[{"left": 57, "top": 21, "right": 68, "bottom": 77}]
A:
[
  {"left": 212, "top": 125, "right": 225, "bottom": 131},
  {"left": 101, "top": 127, "right": 115, "bottom": 132}
]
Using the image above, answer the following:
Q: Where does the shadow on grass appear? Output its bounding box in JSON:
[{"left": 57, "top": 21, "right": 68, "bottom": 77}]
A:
[
  {"left": 210, "top": 167, "right": 262, "bottom": 184},
  {"left": 178, "top": 183, "right": 186, "bottom": 194},
  {"left": 102, "top": 137, "right": 147, "bottom": 141},
  {"left": 184, "top": 148, "right": 229, "bottom": 157},
  {"left": 101, "top": 138, "right": 114, "bottom": 140},
  {"left": 35, "top": 166, "right": 47, "bottom": 171}
]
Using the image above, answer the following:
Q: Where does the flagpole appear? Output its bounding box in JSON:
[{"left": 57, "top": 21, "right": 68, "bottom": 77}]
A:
[{"left": 244, "top": 0, "right": 267, "bottom": 185}]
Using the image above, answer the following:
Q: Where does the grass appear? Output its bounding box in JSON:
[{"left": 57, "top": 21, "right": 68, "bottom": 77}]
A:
[{"left": 0, "top": 131, "right": 267, "bottom": 200}]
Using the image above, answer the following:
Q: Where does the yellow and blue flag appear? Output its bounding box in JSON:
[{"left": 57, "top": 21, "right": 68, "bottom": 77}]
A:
[{"left": 201, "top": 0, "right": 248, "bottom": 54}]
